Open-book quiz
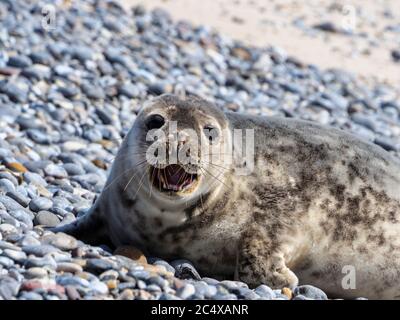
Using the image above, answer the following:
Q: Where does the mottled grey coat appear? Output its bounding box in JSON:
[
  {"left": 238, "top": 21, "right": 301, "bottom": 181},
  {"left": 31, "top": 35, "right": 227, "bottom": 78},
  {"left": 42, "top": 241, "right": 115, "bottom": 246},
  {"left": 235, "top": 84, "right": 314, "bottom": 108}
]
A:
[{"left": 55, "top": 94, "right": 400, "bottom": 299}]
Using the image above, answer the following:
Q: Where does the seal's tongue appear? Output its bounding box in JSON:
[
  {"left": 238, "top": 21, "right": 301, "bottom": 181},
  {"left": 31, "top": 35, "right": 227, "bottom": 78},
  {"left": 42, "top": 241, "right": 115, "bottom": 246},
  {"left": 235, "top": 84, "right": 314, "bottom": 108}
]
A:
[{"left": 165, "top": 164, "right": 183, "bottom": 186}]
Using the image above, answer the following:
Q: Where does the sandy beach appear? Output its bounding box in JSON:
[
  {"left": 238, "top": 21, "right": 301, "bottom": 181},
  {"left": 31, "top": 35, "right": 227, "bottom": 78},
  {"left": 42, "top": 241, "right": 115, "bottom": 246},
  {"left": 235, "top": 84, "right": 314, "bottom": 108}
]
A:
[{"left": 123, "top": 0, "right": 400, "bottom": 88}]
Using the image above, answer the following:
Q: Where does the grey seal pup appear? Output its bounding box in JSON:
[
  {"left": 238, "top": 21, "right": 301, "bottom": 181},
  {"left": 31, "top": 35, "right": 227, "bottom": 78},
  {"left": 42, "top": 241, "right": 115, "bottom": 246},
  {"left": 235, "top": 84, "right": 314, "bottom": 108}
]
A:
[{"left": 54, "top": 94, "right": 400, "bottom": 299}]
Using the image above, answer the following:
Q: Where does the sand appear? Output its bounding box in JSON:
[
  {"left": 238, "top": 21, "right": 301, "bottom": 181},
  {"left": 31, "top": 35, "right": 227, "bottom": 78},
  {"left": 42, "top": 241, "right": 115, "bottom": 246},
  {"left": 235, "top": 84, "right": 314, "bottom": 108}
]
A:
[{"left": 121, "top": 0, "right": 400, "bottom": 89}]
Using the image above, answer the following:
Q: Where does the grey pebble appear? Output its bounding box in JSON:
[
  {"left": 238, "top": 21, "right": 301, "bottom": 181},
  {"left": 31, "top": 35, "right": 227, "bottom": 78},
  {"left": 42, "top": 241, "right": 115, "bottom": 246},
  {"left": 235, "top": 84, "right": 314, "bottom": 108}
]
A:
[
  {"left": 0, "top": 179, "right": 16, "bottom": 193},
  {"left": 254, "top": 284, "right": 275, "bottom": 300},
  {"left": 23, "top": 172, "right": 47, "bottom": 187},
  {"left": 56, "top": 275, "right": 90, "bottom": 288},
  {"left": 29, "top": 197, "right": 53, "bottom": 212},
  {"left": 63, "top": 163, "right": 85, "bottom": 176},
  {"left": 86, "top": 258, "right": 118, "bottom": 272},
  {"left": 0, "top": 194, "right": 26, "bottom": 212},
  {"left": 24, "top": 256, "right": 57, "bottom": 269},
  {"left": 293, "top": 285, "right": 328, "bottom": 300},
  {"left": 19, "top": 291, "right": 44, "bottom": 300},
  {"left": 42, "top": 233, "right": 78, "bottom": 251},
  {"left": 176, "top": 283, "right": 196, "bottom": 299},
  {"left": 44, "top": 164, "right": 68, "bottom": 179},
  {"left": 33, "top": 211, "right": 60, "bottom": 227},
  {"left": 6, "top": 191, "right": 30, "bottom": 208},
  {"left": 0, "top": 276, "right": 20, "bottom": 299},
  {"left": 2, "top": 248, "right": 27, "bottom": 263},
  {"left": 7, "top": 55, "right": 32, "bottom": 68},
  {"left": 22, "top": 245, "right": 59, "bottom": 257},
  {"left": 0, "top": 256, "right": 14, "bottom": 268}
]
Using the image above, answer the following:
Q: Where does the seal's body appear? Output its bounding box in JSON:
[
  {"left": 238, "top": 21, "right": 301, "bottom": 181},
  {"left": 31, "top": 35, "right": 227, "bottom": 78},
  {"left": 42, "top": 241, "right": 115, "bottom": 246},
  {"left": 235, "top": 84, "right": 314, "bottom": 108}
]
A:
[{"left": 55, "top": 94, "right": 400, "bottom": 299}]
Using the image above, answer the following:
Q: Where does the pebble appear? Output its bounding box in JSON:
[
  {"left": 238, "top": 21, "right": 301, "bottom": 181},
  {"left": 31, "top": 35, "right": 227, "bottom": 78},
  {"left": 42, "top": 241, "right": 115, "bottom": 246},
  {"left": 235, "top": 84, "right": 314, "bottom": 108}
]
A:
[
  {"left": 24, "top": 256, "right": 57, "bottom": 269},
  {"left": 63, "top": 163, "right": 85, "bottom": 176},
  {"left": 0, "top": 224, "right": 18, "bottom": 235},
  {"left": 0, "top": 256, "right": 14, "bottom": 268},
  {"left": 0, "top": 195, "right": 25, "bottom": 212},
  {"left": 18, "top": 235, "right": 41, "bottom": 247},
  {"left": 293, "top": 285, "right": 328, "bottom": 300},
  {"left": 7, "top": 55, "right": 32, "bottom": 68},
  {"left": 44, "top": 164, "right": 68, "bottom": 179},
  {"left": 114, "top": 246, "right": 147, "bottom": 264},
  {"left": 19, "top": 291, "right": 44, "bottom": 300},
  {"left": 0, "top": 83, "right": 28, "bottom": 103},
  {"left": 5, "top": 162, "right": 28, "bottom": 173},
  {"left": 56, "top": 262, "right": 83, "bottom": 273},
  {"left": 8, "top": 210, "right": 33, "bottom": 229},
  {"left": 33, "top": 211, "right": 60, "bottom": 227},
  {"left": 293, "top": 294, "right": 308, "bottom": 300},
  {"left": 86, "top": 258, "right": 118, "bottom": 272},
  {"left": 3, "top": 249, "right": 27, "bottom": 263},
  {"left": 89, "top": 280, "right": 109, "bottom": 295},
  {"left": 41, "top": 233, "right": 78, "bottom": 251},
  {"left": 23, "top": 172, "right": 47, "bottom": 187},
  {"left": 21, "top": 279, "right": 62, "bottom": 293},
  {"left": 391, "top": 50, "right": 400, "bottom": 62},
  {"left": 29, "top": 197, "right": 53, "bottom": 212},
  {"left": 176, "top": 283, "right": 196, "bottom": 299},
  {"left": 22, "top": 245, "right": 58, "bottom": 257},
  {"left": 6, "top": 191, "right": 30, "bottom": 208},
  {"left": 0, "top": 179, "right": 16, "bottom": 193},
  {"left": 65, "top": 285, "right": 81, "bottom": 300},
  {"left": 151, "top": 259, "right": 176, "bottom": 274},
  {"left": 56, "top": 275, "right": 90, "bottom": 288},
  {"left": 281, "top": 287, "right": 293, "bottom": 299},
  {"left": 24, "top": 267, "right": 48, "bottom": 279},
  {"left": 0, "top": 276, "right": 20, "bottom": 299},
  {"left": 254, "top": 284, "right": 275, "bottom": 300}
]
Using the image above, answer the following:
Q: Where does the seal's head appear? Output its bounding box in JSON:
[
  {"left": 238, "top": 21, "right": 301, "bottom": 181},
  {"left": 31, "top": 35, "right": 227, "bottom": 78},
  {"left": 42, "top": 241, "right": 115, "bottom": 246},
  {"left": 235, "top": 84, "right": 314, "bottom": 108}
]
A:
[{"left": 120, "top": 94, "right": 231, "bottom": 205}]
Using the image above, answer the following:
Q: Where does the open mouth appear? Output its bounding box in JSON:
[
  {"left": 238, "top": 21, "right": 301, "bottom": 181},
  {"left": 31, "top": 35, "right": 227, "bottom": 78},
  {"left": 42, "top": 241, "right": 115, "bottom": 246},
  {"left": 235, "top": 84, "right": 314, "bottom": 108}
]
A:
[{"left": 149, "top": 164, "right": 199, "bottom": 193}]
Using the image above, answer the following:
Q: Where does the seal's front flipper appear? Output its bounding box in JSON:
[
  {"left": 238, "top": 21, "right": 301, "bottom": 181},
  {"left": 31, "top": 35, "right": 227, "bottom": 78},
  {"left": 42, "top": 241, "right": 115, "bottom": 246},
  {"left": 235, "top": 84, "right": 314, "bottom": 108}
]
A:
[
  {"left": 237, "top": 224, "right": 298, "bottom": 289},
  {"left": 50, "top": 209, "right": 111, "bottom": 247}
]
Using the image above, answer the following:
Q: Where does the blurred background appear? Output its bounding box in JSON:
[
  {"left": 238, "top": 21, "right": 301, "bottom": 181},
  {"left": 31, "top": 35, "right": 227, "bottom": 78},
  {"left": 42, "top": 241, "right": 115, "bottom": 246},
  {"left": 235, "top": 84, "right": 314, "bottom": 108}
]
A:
[{"left": 125, "top": 0, "right": 400, "bottom": 88}]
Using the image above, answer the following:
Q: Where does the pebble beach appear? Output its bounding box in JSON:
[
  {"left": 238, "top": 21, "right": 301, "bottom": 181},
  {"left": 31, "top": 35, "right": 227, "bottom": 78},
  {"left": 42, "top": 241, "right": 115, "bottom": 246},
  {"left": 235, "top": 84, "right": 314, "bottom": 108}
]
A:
[{"left": 0, "top": 0, "right": 399, "bottom": 300}]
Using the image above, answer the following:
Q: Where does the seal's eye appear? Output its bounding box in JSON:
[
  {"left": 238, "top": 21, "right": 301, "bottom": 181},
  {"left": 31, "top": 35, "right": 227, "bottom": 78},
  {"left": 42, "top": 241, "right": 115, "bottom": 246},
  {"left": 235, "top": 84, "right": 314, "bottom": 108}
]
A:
[
  {"left": 203, "top": 125, "right": 219, "bottom": 144},
  {"left": 146, "top": 114, "right": 165, "bottom": 130}
]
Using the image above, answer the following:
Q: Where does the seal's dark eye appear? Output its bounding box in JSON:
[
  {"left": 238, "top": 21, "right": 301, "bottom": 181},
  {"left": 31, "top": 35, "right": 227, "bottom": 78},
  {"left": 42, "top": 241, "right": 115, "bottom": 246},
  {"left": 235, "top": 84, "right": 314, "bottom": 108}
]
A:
[
  {"left": 203, "top": 125, "right": 219, "bottom": 144},
  {"left": 146, "top": 114, "right": 165, "bottom": 130}
]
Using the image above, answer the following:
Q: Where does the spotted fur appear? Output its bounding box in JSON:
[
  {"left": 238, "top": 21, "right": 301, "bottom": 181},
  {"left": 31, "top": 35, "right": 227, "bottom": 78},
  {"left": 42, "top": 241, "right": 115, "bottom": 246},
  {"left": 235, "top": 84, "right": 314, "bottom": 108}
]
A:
[{"left": 54, "top": 94, "right": 400, "bottom": 299}]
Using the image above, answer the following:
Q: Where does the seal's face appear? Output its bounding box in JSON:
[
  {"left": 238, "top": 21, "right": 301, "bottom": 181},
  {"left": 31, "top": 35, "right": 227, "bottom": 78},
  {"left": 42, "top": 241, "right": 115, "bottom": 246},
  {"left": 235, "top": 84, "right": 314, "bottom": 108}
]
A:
[{"left": 125, "top": 94, "right": 230, "bottom": 203}]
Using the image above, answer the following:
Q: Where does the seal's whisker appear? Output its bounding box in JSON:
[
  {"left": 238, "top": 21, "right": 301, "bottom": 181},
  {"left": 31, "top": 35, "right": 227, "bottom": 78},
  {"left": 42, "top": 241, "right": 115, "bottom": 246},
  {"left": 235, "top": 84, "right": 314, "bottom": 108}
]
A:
[
  {"left": 199, "top": 189, "right": 206, "bottom": 217},
  {"left": 133, "top": 170, "right": 148, "bottom": 199},
  {"left": 200, "top": 160, "right": 230, "bottom": 171},
  {"left": 200, "top": 166, "right": 228, "bottom": 190},
  {"left": 200, "top": 162, "right": 228, "bottom": 180},
  {"left": 149, "top": 160, "right": 158, "bottom": 199},
  {"left": 123, "top": 168, "right": 145, "bottom": 192},
  {"left": 103, "top": 160, "right": 147, "bottom": 191},
  {"left": 198, "top": 167, "right": 217, "bottom": 192}
]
